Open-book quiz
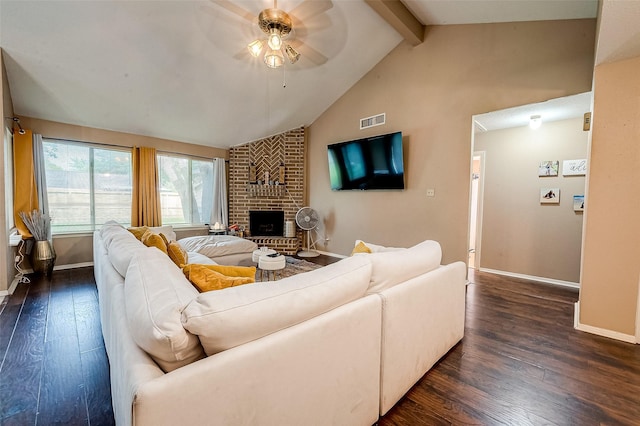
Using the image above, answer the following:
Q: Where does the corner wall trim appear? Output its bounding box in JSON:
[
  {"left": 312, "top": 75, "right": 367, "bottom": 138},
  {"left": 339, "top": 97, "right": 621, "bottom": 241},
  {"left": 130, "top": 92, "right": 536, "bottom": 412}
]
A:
[
  {"left": 479, "top": 268, "right": 580, "bottom": 289},
  {"left": 574, "top": 302, "right": 637, "bottom": 344}
]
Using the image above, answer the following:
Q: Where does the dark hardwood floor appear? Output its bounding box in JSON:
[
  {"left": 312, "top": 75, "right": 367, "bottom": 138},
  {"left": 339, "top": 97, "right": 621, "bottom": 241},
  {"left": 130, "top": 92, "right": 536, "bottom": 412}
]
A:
[{"left": 1, "top": 262, "right": 639, "bottom": 425}]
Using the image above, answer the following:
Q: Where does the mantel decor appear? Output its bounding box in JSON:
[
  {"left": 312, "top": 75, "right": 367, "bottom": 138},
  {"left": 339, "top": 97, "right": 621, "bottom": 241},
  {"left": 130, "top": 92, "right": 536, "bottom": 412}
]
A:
[{"left": 19, "top": 210, "right": 56, "bottom": 276}]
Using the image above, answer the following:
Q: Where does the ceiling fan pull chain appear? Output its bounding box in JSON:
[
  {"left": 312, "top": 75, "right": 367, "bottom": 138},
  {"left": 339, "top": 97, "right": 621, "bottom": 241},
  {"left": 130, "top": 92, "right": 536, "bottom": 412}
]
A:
[{"left": 283, "top": 62, "right": 287, "bottom": 88}]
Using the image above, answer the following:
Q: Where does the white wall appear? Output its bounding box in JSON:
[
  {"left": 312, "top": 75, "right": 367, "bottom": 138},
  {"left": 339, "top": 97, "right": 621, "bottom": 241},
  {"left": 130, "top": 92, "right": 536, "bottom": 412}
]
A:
[{"left": 474, "top": 117, "right": 588, "bottom": 283}]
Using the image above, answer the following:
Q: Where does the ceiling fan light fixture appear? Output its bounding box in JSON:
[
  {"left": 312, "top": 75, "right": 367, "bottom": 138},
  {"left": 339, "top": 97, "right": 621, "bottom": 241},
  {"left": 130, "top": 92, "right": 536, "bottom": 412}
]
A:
[
  {"left": 248, "top": 39, "right": 264, "bottom": 57},
  {"left": 267, "top": 28, "right": 282, "bottom": 50},
  {"left": 285, "top": 44, "right": 300, "bottom": 64},
  {"left": 264, "top": 47, "right": 284, "bottom": 68}
]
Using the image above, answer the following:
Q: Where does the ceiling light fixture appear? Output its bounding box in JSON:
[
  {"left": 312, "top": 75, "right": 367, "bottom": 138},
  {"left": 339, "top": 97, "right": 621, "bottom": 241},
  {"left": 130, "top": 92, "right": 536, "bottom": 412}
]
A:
[
  {"left": 247, "top": 4, "right": 300, "bottom": 69},
  {"left": 264, "top": 47, "right": 284, "bottom": 68},
  {"left": 529, "top": 114, "right": 542, "bottom": 130}
]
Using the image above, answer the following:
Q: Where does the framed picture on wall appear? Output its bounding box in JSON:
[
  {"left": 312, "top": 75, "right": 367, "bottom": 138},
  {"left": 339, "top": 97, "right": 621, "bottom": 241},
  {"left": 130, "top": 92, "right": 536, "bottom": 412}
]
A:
[
  {"left": 540, "top": 188, "right": 560, "bottom": 204},
  {"left": 538, "top": 161, "right": 559, "bottom": 176},
  {"left": 563, "top": 159, "right": 587, "bottom": 176},
  {"left": 573, "top": 195, "right": 585, "bottom": 211}
]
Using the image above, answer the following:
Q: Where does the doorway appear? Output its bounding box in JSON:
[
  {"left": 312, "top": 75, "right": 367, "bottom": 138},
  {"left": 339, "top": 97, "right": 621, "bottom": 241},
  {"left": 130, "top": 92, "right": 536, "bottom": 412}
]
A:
[{"left": 468, "top": 152, "right": 484, "bottom": 269}]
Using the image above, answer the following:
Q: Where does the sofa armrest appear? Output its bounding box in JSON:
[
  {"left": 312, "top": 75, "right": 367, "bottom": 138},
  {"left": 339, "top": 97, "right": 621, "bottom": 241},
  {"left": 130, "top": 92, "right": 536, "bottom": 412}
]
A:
[
  {"left": 377, "top": 261, "right": 467, "bottom": 415},
  {"left": 132, "top": 295, "right": 382, "bottom": 426}
]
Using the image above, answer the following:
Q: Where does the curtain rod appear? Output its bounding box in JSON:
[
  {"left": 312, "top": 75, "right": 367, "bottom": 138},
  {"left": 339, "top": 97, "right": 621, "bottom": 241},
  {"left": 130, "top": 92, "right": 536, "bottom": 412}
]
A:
[{"left": 42, "top": 137, "right": 228, "bottom": 162}]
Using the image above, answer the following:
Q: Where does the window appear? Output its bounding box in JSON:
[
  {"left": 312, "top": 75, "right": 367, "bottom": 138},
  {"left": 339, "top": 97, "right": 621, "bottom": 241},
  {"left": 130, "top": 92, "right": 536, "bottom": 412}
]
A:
[
  {"left": 157, "top": 154, "right": 213, "bottom": 226},
  {"left": 43, "top": 139, "right": 132, "bottom": 233}
]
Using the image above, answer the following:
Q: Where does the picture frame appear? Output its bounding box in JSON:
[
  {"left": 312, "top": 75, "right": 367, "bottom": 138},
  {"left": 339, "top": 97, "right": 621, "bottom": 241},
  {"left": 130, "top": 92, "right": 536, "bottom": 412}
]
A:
[
  {"left": 573, "top": 195, "right": 585, "bottom": 211},
  {"left": 540, "top": 188, "right": 560, "bottom": 204},
  {"left": 538, "top": 161, "right": 559, "bottom": 176},
  {"left": 563, "top": 159, "right": 587, "bottom": 176}
]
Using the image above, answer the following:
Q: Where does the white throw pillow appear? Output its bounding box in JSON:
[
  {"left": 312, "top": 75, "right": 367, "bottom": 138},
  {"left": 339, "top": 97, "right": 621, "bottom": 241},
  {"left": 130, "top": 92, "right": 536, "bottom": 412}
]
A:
[
  {"left": 149, "top": 225, "right": 176, "bottom": 242},
  {"left": 125, "top": 249, "right": 205, "bottom": 372},
  {"left": 367, "top": 240, "right": 442, "bottom": 294},
  {"left": 181, "top": 255, "right": 373, "bottom": 356}
]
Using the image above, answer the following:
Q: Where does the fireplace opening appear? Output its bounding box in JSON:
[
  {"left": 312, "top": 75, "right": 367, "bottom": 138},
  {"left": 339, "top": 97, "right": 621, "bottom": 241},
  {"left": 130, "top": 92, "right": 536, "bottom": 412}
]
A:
[{"left": 249, "top": 210, "right": 284, "bottom": 237}]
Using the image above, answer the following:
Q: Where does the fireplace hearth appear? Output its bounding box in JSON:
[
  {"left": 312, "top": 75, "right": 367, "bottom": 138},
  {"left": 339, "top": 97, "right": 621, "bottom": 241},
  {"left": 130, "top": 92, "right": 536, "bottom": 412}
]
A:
[{"left": 249, "top": 210, "right": 284, "bottom": 237}]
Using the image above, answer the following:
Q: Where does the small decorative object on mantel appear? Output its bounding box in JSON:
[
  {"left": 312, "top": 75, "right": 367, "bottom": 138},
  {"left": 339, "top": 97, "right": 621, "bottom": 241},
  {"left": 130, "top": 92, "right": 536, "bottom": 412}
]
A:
[
  {"left": 249, "top": 163, "right": 257, "bottom": 183},
  {"left": 19, "top": 209, "right": 56, "bottom": 276}
]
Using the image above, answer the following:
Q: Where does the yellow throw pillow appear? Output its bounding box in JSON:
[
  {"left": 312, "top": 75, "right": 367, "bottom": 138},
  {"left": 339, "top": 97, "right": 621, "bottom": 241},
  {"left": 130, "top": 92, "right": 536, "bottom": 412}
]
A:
[
  {"left": 167, "top": 241, "right": 189, "bottom": 268},
  {"left": 183, "top": 264, "right": 255, "bottom": 292},
  {"left": 141, "top": 230, "right": 168, "bottom": 255},
  {"left": 205, "top": 264, "right": 257, "bottom": 278},
  {"left": 128, "top": 226, "right": 150, "bottom": 240},
  {"left": 351, "top": 241, "right": 372, "bottom": 256}
]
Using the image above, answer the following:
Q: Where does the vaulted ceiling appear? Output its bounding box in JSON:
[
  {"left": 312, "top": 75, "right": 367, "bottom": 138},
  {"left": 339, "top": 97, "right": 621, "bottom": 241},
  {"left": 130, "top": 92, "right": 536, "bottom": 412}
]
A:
[{"left": 3, "top": 0, "right": 625, "bottom": 149}]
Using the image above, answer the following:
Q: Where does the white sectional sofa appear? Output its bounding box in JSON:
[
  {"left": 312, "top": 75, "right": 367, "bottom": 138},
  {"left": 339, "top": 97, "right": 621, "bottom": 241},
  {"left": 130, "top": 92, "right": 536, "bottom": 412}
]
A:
[{"left": 93, "top": 221, "right": 466, "bottom": 425}]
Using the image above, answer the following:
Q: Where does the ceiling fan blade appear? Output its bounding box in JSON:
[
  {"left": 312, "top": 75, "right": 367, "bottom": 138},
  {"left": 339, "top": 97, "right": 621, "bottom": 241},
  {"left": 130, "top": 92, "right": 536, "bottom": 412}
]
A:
[
  {"left": 209, "top": 0, "right": 255, "bottom": 22},
  {"left": 289, "top": 0, "right": 333, "bottom": 23},
  {"left": 291, "top": 40, "right": 328, "bottom": 66}
]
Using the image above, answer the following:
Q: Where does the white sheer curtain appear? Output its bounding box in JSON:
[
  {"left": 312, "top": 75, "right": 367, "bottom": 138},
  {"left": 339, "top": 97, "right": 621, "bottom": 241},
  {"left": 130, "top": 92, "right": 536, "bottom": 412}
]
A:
[
  {"left": 32, "top": 133, "right": 51, "bottom": 239},
  {"left": 209, "top": 158, "right": 228, "bottom": 227}
]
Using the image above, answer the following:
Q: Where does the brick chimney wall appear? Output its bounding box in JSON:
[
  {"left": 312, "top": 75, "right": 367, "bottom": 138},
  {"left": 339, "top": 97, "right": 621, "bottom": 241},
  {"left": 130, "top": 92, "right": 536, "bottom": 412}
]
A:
[{"left": 228, "top": 127, "right": 305, "bottom": 237}]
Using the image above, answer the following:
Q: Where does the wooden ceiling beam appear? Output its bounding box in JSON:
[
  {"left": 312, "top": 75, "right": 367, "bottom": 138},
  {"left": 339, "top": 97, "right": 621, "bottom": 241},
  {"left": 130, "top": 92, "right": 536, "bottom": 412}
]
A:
[{"left": 365, "top": 0, "right": 425, "bottom": 46}]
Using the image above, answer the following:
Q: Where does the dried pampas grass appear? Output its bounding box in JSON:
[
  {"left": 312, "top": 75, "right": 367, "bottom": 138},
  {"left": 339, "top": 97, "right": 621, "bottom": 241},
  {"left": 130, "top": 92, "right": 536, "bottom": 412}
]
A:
[{"left": 19, "top": 210, "right": 51, "bottom": 241}]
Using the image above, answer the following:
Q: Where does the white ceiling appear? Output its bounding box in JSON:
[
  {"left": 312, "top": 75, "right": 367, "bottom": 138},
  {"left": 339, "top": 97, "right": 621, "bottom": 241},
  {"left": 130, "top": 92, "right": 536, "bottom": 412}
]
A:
[
  {"left": 473, "top": 91, "right": 592, "bottom": 133},
  {"left": 0, "top": 0, "right": 614, "bottom": 149}
]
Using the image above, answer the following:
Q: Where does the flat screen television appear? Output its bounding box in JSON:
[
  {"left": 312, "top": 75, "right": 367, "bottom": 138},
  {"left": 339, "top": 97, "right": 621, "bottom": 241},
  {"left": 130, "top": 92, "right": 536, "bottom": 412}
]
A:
[{"left": 327, "top": 131, "right": 404, "bottom": 190}]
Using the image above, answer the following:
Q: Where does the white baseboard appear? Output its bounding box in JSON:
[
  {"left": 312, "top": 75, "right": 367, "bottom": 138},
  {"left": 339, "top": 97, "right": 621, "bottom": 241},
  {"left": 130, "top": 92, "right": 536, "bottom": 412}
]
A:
[
  {"left": 479, "top": 267, "right": 580, "bottom": 289},
  {"left": 574, "top": 301, "right": 637, "bottom": 344},
  {"left": 0, "top": 276, "right": 22, "bottom": 303},
  {"left": 16, "top": 261, "right": 94, "bottom": 276},
  {"left": 53, "top": 261, "right": 94, "bottom": 271},
  {"left": 315, "top": 250, "right": 346, "bottom": 259}
]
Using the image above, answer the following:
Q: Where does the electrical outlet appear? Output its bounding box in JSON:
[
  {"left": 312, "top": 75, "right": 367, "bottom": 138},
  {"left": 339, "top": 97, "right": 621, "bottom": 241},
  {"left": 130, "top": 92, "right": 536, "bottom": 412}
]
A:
[{"left": 426, "top": 188, "right": 435, "bottom": 197}]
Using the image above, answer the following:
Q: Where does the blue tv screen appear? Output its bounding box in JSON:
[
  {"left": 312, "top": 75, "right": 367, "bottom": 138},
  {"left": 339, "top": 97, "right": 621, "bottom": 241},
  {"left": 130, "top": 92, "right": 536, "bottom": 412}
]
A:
[{"left": 327, "top": 131, "right": 404, "bottom": 190}]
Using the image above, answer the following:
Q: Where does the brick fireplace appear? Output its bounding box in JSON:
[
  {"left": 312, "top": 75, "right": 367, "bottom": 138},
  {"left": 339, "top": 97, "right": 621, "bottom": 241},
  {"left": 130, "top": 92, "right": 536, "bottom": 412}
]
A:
[{"left": 228, "top": 127, "right": 305, "bottom": 254}]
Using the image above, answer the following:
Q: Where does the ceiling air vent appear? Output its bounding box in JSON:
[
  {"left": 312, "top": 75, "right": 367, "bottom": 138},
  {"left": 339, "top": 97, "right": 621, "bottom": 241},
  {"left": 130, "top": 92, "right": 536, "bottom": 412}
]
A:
[{"left": 360, "top": 113, "right": 386, "bottom": 130}]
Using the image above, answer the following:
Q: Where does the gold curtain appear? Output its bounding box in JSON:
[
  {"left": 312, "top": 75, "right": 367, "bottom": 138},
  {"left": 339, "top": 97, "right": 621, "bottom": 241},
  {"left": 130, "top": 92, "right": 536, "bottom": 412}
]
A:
[
  {"left": 131, "top": 146, "right": 161, "bottom": 227},
  {"left": 13, "top": 130, "right": 38, "bottom": 237}
]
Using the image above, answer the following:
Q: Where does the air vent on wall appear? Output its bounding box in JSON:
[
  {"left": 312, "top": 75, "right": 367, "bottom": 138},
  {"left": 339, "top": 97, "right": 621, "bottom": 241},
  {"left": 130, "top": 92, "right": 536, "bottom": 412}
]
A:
[{"left": 360, "top": 113, "right": 386, "bottom": 130}]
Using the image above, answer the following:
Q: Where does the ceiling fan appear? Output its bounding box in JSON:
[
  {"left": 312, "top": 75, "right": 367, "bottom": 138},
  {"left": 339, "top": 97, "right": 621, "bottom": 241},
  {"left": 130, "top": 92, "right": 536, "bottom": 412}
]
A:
[{"left": 210, "top": 0, "right": 332, "bottom": 68}]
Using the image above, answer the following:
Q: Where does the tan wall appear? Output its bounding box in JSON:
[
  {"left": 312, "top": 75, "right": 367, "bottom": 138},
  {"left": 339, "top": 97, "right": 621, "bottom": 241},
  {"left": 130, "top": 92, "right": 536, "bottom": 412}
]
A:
[
  {"left": 580, "top": 56, "right": 640, "bottom": 336},
  {"left": 1, "top": 49, "right": 16, "bottom": 293},
  {"left": 474, "top": 118, "right": 588, "bottom": 282},
  {"left": 308, "top": 19, "right": 596, "bottom": 262},
  {"left": 15, "top": 117, "right": 228, "bottom": 267}
]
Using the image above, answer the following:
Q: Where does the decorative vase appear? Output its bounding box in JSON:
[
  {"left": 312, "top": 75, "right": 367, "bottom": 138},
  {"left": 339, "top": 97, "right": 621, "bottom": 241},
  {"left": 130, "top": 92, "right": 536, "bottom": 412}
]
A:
[{"left": 32, "top": 240, "right": 56, "bottom": 276}]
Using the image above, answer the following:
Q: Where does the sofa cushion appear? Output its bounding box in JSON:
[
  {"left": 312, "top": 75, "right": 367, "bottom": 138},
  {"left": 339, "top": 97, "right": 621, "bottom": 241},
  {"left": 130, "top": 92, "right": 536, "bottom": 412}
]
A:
[
  {"left": 103, "top": 227, "right": 146, "bottom": 277},
  {"left": 182, "top": 264, "right": 256, "bottom": 292},
  {"left": 181, "top": 255, "right": 373, "bottom": 356},
  {"left": 186, "top": 251, "right": 217, "bottom": 265},
  {"left": 100, "top": 220, "right": 127, "bottom": 247},
  {"left": 124, "top": 248, "right": 205, "bottom": 372},
  {"left": 367, "top": 240, "right": 442, "bottom": 294},
  {"left": 355, "top": 240, "right": 404, "bottom": 253},
  {"left": 178, "top": 235, "right": 258, "bottom": 257}
]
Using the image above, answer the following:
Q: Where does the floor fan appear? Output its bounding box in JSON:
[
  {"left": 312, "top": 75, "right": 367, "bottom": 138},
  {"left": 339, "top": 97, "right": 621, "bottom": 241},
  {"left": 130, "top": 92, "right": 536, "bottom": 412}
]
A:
[{"left": 295, "top": 207, "right": 320, "bottom": 258}]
